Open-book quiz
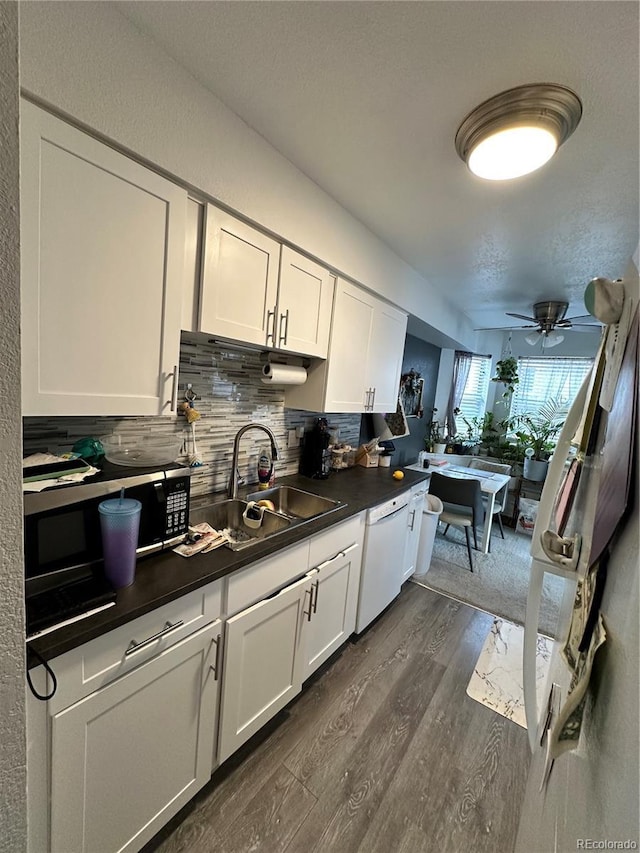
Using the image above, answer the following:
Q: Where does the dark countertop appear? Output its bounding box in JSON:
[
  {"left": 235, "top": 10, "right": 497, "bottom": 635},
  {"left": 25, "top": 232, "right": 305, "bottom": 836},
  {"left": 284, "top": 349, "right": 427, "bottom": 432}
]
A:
[{"left": 27, "top": 466, "right": 428, "bottom": 665}]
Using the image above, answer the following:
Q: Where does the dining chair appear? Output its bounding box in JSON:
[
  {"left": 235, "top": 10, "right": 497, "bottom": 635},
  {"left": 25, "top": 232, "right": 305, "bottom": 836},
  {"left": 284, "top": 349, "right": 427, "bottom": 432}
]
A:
[
  {"left": 468, "top": 458, "right": 512, "bottom": 542},
  {"left": 428, "top": 472, "right": 484, "bottom": 572}
]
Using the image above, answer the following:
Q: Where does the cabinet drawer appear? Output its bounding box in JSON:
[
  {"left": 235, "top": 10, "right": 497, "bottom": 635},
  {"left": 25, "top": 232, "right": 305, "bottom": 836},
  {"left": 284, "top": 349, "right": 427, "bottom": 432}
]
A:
[
  {"left": 308, "top": 514, "right": 364, "bottom": 567},
  {"left": 47, "top": 579, "right": 223, "bottom": 713},
  {"left": 226, "top": 541, "right": 309, "bottom": 617}
]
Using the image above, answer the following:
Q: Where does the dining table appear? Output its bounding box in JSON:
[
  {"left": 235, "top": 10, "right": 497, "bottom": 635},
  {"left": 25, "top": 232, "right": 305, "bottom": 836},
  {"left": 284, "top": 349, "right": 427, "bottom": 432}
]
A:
[{"left": 404, "top": 460, "right": 512, "bottom": 554}]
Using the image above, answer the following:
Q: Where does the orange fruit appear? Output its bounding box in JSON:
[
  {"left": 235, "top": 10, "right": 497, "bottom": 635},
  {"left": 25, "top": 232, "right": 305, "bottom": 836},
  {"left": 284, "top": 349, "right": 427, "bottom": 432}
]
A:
[{"left": 392, "top": 470, "right": 405, "bottom": 480}]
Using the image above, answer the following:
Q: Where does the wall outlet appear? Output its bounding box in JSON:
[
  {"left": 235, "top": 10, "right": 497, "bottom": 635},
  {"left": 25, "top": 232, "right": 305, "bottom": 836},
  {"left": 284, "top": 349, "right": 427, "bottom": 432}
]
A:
[{"left": 287, "top": 429, "right": 299, "bottom": 448}]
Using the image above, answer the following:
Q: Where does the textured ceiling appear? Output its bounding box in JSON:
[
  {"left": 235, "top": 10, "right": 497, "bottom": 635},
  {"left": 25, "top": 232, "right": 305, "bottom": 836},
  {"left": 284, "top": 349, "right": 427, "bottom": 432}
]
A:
[{"left": 117, "top": 1, "right": 639, "bottom": 331}]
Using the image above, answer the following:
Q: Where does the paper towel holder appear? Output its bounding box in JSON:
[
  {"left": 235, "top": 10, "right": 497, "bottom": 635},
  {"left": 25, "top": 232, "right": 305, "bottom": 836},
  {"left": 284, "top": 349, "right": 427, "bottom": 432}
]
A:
[{"left": 260, "top": 352, "right": 311, "bottom": 369}]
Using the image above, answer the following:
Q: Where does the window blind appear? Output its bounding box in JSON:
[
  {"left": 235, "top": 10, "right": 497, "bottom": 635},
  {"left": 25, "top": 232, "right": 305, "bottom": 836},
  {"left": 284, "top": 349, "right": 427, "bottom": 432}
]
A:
[
  {"left": 510, "top": 356, "right": 593, "bottom": 419},
  {"left": 458, "top": 355, "right": 492, "bottom": 424}
]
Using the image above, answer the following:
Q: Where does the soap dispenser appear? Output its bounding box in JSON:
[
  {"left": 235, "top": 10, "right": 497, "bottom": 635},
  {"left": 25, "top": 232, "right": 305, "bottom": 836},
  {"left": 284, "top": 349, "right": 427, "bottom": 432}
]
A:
[{"left": 256, "top": 445, "right": 275, "bottom": 490}]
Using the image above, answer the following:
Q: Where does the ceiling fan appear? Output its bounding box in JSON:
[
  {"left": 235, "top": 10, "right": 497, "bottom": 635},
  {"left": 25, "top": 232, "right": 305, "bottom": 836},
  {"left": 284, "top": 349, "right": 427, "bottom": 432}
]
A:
[{"left": 476, "top": 300, "right": 601, "bottom": 347}]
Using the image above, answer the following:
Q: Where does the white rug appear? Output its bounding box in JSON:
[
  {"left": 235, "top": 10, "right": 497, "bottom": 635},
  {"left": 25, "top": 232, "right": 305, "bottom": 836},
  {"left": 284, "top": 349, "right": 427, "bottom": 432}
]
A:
[
  {"left": 466, "top": 618, "right": 553, "bottom": 729},
  {"left": 412, "top": 523, "right": 563, "bottom": 637}
]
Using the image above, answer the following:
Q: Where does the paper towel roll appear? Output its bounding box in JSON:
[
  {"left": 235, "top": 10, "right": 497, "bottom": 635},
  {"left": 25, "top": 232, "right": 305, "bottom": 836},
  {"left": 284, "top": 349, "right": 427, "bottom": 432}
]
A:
[{"left": 261, "top": 363, "right": 307, "bottom": 385}]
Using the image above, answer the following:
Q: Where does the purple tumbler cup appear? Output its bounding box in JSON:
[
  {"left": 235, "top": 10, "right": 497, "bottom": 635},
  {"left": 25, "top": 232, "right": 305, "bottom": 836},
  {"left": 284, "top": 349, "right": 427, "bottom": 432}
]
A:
[{"left": 98, "top": 498, "right": 142, "bottom": 589}]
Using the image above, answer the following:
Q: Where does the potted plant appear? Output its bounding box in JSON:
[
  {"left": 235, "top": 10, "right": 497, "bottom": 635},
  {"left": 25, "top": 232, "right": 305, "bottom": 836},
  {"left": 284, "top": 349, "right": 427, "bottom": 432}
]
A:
[
  {"left": 491, "top": 356, "right": 520, "bottom": 397},
  {"left": 424, "top": 409, "right": 446, "bottom": 453},
  {"left": 515, "top": 397, "right": 568, "bottom": 481}
]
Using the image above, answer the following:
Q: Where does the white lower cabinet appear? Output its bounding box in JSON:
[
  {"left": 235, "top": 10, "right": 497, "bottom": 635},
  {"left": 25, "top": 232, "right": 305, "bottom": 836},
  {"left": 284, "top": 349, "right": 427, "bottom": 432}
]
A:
[
  {"left": 217, "top": 574, "right": 312, "bottom": 764},
  {"left": 402, "top": 483, "right": 427, "bottom": 582},
  {"left": 48, "top": 620, "right": 221, "bottom": 853},
  {"left": 302, "top": 542, "right": 361, "bottom": 682}
]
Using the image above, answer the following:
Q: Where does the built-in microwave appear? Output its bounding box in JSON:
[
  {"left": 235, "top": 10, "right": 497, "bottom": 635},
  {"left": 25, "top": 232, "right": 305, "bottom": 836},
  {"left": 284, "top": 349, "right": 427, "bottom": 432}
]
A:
[{"left": 24, "top": 465, "right": 190, "bottom": 638}]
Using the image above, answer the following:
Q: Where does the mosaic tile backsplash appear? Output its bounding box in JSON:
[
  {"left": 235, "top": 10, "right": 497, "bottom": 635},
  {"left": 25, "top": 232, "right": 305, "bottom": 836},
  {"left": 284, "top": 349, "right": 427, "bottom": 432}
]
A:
[{"left": 23, "top": 332, "right": 362, "bottom": 498}]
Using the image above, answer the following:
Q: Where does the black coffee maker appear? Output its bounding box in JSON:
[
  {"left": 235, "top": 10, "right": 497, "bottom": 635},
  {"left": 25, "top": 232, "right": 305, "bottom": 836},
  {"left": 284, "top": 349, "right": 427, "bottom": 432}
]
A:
[{"left": 300, "top": 418, "right": 332, "bottom": 479}]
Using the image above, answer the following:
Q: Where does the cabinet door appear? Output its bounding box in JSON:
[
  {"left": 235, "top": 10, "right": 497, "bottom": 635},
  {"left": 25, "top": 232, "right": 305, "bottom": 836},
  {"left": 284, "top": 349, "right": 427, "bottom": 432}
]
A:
[
  {"left": 199, "top": 205, "right": 280, "bottom": 347},
  {"left": 49, "top": 621, "right": 220, "bottom": 853},
  {"left": 368, "top": 299, "right": 408, "bottom": 412},
  {"left": 277, "top": 247, "right": 335, "bottom": 357},
  {"left": 302, "top": 542, "right": 361, "bottom": 682},
  {"left": 402, "top": 490, "right": 426, "bottom": 582},
  {"left": 323, "top": 279, "right": 375, "bottom": 412},
  {"left": 20, "top": 101, "right": 186, "bottom": 416},
  {"left": 218, "top": 574, "right": 311, "bottom": 764}
]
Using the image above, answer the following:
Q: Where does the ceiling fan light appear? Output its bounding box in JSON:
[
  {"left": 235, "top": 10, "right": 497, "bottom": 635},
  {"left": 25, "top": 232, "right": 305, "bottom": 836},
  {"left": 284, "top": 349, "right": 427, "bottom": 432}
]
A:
[
  {"left": 455, "top": 83, "right": 582, "bottom": 181},
  {"left": 467, "top": 125, "right": 558, "bottom": 180},
  {"left": 543, "top": 330, "right": 565, "bottom": 348},
  {"left": 525, "top": 331, "right": 540, "bottom": 346}
]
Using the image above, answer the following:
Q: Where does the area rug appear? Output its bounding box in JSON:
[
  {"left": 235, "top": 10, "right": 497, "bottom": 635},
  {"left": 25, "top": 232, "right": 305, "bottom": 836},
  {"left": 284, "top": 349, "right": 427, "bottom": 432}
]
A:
[
  {"left": 466, "top": 618, "right": 553, "bottom": 729},
  {"left": 411, "top": 523, "right": 564, "bottom": 637}
]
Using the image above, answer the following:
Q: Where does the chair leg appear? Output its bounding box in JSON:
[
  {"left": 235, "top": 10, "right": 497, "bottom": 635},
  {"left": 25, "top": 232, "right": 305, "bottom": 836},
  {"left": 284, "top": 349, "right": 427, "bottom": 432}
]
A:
[
  {"left": 443, "top": 523, "right": 450, "bottom": 537},
  {"left": 497, "top": 512, "right": 505, "bottom": 538},
  {"left": 464, "top": 526, "right": 474, "bottom": 572},
  {"left": 472, "top": 525, "right": 478, "bottom": 550}
]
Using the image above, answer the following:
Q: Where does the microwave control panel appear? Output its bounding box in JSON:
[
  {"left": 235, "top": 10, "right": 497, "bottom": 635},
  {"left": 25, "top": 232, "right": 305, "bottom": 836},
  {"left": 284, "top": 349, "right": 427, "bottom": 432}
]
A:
[{"left": 162, "top": 478, "right": 190, "bottom": 538}]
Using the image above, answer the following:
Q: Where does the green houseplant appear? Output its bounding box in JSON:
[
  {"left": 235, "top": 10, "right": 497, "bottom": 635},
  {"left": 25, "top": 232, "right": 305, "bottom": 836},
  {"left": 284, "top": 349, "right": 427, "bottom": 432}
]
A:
[
  {"left": 515, "top": 397, "right": 568, "bottom": 480},
  {"left": 491, "top": 356, "right": 520, "bottom": 397}
]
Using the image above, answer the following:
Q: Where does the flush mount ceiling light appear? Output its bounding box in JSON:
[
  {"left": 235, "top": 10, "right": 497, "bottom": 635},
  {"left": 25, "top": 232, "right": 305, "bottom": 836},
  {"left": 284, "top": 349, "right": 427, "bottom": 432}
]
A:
[{"left": 455, "top": 83, "right": 582, "bottom": 180}]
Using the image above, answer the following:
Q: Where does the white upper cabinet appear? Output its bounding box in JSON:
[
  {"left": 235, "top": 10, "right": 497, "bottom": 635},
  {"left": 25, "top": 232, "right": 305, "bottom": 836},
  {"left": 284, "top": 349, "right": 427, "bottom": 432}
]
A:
[
  {"left": 276, "top": 246, "right": 334, "bottom": 357},
  {"left": 285, "top": 278, "right": 408, "bottom": 413},
  {"left": 199, "top": 206, "right": 280, "bottom": 348},
  {"left": 199, "top": 205, "right": 334, "bottom": 357},
  {"left": 20, "top": 101, "right": 187, "bottom": 416}
]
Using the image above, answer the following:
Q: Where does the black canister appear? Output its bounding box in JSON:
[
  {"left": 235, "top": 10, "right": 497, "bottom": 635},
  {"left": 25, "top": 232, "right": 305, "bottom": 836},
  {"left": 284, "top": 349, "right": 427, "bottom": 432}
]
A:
[{"left": 300, "top": 418, "right": 331, "bottom": 479}]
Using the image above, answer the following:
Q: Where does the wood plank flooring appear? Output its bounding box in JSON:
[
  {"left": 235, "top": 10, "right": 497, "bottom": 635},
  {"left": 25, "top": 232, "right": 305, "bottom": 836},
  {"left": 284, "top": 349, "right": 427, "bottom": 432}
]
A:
[{"left": 144, "top": 584, "right": 531, "bottom": 853}]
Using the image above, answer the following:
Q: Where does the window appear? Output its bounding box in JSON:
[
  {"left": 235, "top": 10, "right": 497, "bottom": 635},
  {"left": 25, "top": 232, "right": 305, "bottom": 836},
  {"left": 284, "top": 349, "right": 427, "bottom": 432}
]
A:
[
  {"left": 510, "top": 356, "right": 593, "bottom": 419},
  {"left": 457, "top": 355, "right": 492, "bottom": 423}
]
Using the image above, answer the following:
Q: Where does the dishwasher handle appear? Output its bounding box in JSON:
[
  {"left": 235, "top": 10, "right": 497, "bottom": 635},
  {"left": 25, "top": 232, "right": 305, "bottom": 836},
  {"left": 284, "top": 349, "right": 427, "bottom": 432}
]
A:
[{"left": 368, "top": 502, "right": 409, "bottom": 525}]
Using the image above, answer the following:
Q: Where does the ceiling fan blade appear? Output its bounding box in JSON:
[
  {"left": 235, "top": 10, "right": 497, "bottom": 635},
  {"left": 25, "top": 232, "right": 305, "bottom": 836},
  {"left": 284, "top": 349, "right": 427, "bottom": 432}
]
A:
[
  {"left": 506, "top": 312, "right": 538, "bottom": 322},
  {"left": 563, "top": 313, "right": 597, "bottom": 322},
  {"left": 474, "top": 324, "right": 537, "bottom": 331},
  {"left": 566, "top": 324, "right": 605, "bottom": 332}
]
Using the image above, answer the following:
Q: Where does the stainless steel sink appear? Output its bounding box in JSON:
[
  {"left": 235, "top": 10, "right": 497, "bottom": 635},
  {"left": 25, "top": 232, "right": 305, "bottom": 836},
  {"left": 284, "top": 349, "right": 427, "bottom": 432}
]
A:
[
  {"left": 189, "top": 499, "right": 292, "bottom": 551},
  {"left": 245, "top": 486, "right": 344, "bottom": 521}
]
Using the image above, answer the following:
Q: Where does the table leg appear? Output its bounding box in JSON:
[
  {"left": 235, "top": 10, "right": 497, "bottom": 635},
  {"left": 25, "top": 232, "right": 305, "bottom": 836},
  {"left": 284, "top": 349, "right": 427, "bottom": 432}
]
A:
[{"left": 480, "top": 492, "right": 495, "bottom": 553}]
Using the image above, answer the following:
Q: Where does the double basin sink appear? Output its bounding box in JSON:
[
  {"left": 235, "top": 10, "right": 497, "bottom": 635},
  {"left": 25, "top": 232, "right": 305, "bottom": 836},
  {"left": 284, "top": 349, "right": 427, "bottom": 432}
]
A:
[{"left": 189, "top": 485, "right": 345, "bottom": 551}]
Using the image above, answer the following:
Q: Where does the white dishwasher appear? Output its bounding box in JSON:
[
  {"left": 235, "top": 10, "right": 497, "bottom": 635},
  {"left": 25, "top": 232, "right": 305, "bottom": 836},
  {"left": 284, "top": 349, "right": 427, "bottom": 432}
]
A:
[{"left": 356, "top": 491, "right": 410, "bottom": 633}]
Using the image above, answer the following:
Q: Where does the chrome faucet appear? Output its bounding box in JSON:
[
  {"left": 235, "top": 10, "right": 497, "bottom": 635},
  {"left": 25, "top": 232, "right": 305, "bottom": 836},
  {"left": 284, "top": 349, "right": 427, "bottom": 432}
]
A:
[{"left": 228, "top": 423, "right": 280, "bottom": 499}]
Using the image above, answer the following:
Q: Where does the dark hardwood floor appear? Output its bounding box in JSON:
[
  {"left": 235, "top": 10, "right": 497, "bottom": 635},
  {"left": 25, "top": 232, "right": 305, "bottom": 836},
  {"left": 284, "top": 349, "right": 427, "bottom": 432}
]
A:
[{"left": 145, "top": 584, "right": 531, "bottom": 853}]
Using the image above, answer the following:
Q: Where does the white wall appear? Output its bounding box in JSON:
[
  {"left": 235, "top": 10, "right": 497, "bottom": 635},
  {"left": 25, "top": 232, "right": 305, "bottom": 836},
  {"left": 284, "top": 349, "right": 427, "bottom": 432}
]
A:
[
  {"left": 19, "top": 1, "right": 475, "bottom": 351},
  {"left": 0, "top": 3, "right": 27, "bottom": 850}
]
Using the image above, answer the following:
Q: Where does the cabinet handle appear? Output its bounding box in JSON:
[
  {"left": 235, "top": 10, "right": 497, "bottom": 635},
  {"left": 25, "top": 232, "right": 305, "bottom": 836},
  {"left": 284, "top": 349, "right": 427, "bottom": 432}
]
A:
[
  {"left": 364, "top": 388, "right": 373, "bottom": 411},
  {"left": 303, "top": 587, "right": 313, "bottom": 622},
  {"left": 278, "top": 309, "right": 289, "bottom": 347},
  {"left": 315, "top": 542, "right": 358, "bottom": 572},
  {"left": 211, "top": 633, "right": 222, "bottom": 681},
  {"left": 312, "top": 579, "right": 319, "bottom": 614},
  {"left": 167, "top": 365, "right": 179, "bottom": 412},
  {"left": 371, "top": 387, "right": 376, "bottom": 410},
  {"left": 266, "top": 308, "right": 277, "bottom": 346},
  {"left": 125, "top": 620, "right": 184, "bottom": 657},
  {"left": 409, "top": 510, "right": 416, "bottom": 531}
]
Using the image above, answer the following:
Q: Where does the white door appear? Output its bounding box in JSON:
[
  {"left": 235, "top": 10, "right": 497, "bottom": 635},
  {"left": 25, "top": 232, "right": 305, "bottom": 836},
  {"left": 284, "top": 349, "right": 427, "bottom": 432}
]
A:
[
  {"left": 302, "top": 543, "right": 361, "bottom": 681},
  {"left": 199, "top": 205, "right": 280, "bottom": 347},
  {"left": 323, "top": 279, "right": 375, "bottom": 412},
  {"left": 368, "top": 299, "right": 408, "bottom": 413},
  {"left": 49, "top": 621, "right": 220, "bottom": 853},
  {"left": 218, "top": 574, "right": 311, "bottom": 764},
  {"left": 402, "top": 489, "right": 426, "bottom": 582},
  {"left": 20, "top": 101, "right": 186, "bottom": 416},
  {"left": 276, "top": 247, "right": 335, "bottom": 357}
]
